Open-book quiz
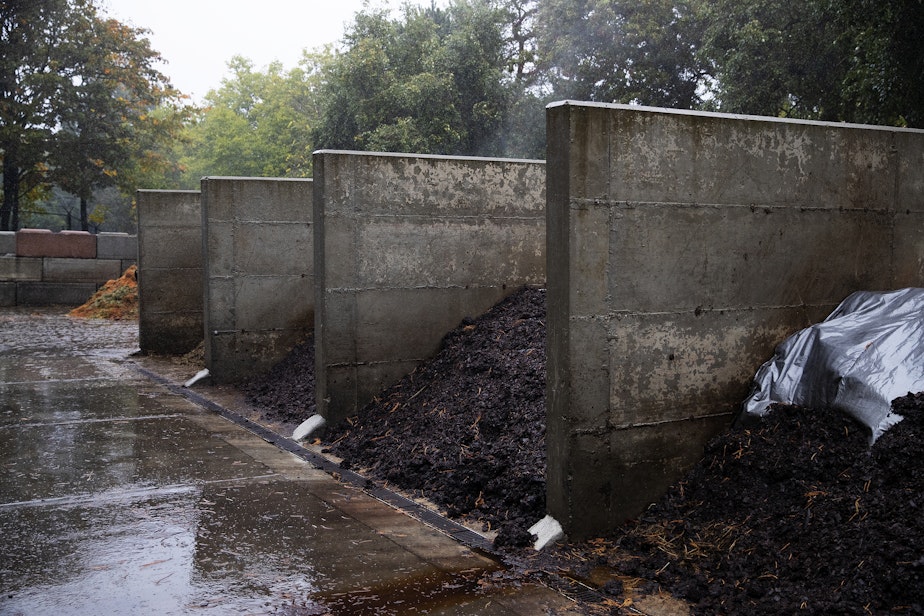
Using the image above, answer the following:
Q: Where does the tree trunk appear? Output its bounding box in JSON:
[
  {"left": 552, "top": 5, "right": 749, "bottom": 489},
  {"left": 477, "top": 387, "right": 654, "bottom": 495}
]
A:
[
  {"left": 1, "top": 154, "right": 20, "bottom": 232},
  {"left": 80, "top": 196, "right": 89, "bottom": 231}
]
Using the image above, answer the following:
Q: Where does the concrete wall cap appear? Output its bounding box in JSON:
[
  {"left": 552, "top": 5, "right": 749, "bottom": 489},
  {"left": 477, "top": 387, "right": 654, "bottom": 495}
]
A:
[
  {"left": 545, "top": 100, "right": 924, "bottom": 134},
  {"left": 313, "top": 149, "right": 545, "bottom": 165}
]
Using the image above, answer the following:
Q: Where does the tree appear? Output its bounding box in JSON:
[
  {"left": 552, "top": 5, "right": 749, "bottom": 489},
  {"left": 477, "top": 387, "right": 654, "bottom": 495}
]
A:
[
  {"left": 1, "top": 0, "right": 186, "bottom": 231},
  {"left": 697, "top": 0, "right": 851, "bottom": 120},
  {"left": 1, "top": 0, "right": 74, "bottom": 231},
  {"left": 53, "top": 14, "right": 184, "bottom": 230},
  {"left": 179, "top": 53, "right": 323, "bottom": 185},
  {"left": 313, "top": 0, "right": 511, "bottom": 157},
  {"left": 536, "top": 0, "right": 708, "bottom": 108},
  {"left": 697, "top": 0, "right": 924, "bottom": 127}
]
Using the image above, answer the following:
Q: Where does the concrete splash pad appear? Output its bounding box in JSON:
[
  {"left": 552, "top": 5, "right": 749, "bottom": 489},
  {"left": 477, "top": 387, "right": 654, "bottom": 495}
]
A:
[{"left": 0, "top": 309, "right": 579, "bottom": 615}]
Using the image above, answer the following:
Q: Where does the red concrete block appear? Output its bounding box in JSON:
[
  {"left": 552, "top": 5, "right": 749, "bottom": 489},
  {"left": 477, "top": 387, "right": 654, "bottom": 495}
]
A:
[{"left": 16, "top": 229, "right": 97, "bottom": 259}]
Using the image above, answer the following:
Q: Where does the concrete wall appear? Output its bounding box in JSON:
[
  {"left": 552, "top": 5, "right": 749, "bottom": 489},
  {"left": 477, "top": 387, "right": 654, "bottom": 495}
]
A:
[
  {"left": 313, "top": 150, "right": 546, "bottom": 427},
  {"left": 546, "top": 102, "right": 924, "bottom": 539},
  {"left": 0, "top": 230, "right": 136, "bottom": 307},
  {"left": 202, "top": 177, "right": 314, "bottom": 382},
  {"left": 137, "top": 190, "right": 203, "bottom": 355}
]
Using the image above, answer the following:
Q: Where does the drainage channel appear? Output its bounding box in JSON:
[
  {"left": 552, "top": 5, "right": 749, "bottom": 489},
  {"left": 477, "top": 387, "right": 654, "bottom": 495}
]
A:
[{"left": 133, "top": 363, "right": 620, "bottom": 612}]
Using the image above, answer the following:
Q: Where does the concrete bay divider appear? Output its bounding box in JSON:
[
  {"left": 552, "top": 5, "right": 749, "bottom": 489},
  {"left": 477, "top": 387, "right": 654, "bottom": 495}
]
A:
[
  {"left": 546, "top": 102, "right": 924, "bottom": 539},
  {"left": 137, "top": 190, "right": 203, "bottom": 354},
  {"left": 313, "top": 151, "right": 546, "bottom": 427},
  {"left": 201, "top": 177, "right": 314, "bottom": 383}
]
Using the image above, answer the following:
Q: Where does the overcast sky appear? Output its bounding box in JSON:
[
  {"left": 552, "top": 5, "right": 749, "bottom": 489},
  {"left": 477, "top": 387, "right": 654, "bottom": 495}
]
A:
[{"left": 100, "top": 0, "right": 433, "bottom": 103}]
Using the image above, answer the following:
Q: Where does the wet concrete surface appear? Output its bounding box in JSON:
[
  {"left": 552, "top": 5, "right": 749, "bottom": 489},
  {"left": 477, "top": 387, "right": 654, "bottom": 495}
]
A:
[{"left": 0, "top": 308, "right": 582, "bottom": 615}]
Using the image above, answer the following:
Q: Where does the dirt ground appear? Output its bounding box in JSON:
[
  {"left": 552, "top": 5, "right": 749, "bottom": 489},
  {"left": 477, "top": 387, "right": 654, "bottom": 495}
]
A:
[{"left": 241, "top": 287, "right": 924, "bottom": 615}]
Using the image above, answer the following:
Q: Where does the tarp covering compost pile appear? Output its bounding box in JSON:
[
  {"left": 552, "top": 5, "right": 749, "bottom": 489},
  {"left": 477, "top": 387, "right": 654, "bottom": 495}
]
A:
[{"left": 743, "top": 287, "right": 924, "bottom": 441}]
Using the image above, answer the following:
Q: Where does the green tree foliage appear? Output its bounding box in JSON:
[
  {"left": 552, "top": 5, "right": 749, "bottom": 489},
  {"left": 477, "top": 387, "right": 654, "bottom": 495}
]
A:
[
  {"left": 1, "top": 0, "right": 74, "bottom": 230},
  {"left": 0, "top": 0, "right": 186, "bottom": 231},
  {"left": 698, "top": 0, "right": 924, "bottom": 127},
  {"left": 313, "top": 0, "right": 512, "bottom": 157},
  {"left": 536, "top": 0, "right": 708, "bottom": 108},
  {"left": 51, "top": 13, "right": 186, "bottom": 230},
  {"left": 179, "top": 53, "right": 323, "bottom": 185}
]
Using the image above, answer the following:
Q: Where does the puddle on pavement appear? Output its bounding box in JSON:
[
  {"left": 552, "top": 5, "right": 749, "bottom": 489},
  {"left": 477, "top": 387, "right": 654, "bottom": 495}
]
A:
[
  {"left": 0, "top": 480, "right": 503, "bottom": 615},
  {"left": 0, "top": 414, "right": 269, "bottom": 503}
]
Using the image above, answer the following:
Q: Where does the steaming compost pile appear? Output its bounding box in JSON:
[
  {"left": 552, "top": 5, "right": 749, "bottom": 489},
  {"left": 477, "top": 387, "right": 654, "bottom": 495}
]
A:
[{"left": 242, "top": 287, "right": 924, "bottom": 614}]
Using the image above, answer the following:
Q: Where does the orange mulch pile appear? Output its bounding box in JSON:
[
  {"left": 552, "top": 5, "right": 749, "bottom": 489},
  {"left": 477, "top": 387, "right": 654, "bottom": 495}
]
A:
[{"left": 69, "top": 265, "right": 138, "bottom": 320}]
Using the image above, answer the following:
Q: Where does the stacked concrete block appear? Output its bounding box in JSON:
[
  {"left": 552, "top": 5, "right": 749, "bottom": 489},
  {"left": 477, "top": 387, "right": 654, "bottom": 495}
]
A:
[
  {"left": 0, "top": 229, "right": 136, "bottom": 306},
  {"left": 201, "top": 177, "right": 314, "bottom": 382},
  {"left": 313, "top": 151, "right": 546, "bottom": 427},
  {"left": 0, "top": 232, "right": 14, "bottom": 255},
  {"left": 545, "top": 102, "right": 924, "bottom": 539},
  {"left": 16, "top": 229, "right": 96, "bottom": 258},
  {"left": 97, "top": 232, "right": 138, "bottom": 272},
  {"left": 0, "top": 256, "right": 42, "bottom": 306},
  {"left": 137, "top": 190, "right": 203, "bottom": 355}
]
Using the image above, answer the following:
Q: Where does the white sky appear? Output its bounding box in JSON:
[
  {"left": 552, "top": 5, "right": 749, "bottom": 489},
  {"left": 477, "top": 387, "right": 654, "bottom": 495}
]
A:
[{"left": 99, "top": 0, "right": 434, "bottom": 103}]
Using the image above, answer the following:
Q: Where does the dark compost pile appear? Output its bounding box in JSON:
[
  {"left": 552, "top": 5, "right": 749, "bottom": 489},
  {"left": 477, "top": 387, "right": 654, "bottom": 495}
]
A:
[
  {"left": 241, "top": 286, "right": 924, "bottom": 614},
  {"left": 545, "top": 397, "right": 924, "bottom": 614},
  {"left": 241, "top": 335, "right": 316, "bottom": 425},
  {"left": 328, "top": 287, "right": 547, "bottom": 541}
]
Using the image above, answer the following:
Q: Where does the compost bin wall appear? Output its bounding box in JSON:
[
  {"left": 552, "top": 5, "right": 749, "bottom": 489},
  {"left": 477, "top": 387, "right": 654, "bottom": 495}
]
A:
[
  {"left": 546, "top": 102, "right": 924, "bottom": 539},
  {"left": 313, "top": 151, "right": 546, "bottom": 427},
  {"left": 137, "top": 190, "right": 203, "bottom": 354},
  {"left": 201, "top": 177, "right": 314, "bottom": 382}
]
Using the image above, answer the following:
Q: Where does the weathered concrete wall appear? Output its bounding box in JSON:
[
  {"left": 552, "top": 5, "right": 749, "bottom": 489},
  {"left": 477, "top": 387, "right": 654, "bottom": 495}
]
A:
[
  {"left": 546, "top": 102, "right": 924, "bottom": 539},
  {"left": 0, "top": 230, "right": 136, "bottom": 307},
  {"left": 202, "top": 177, "right": 313, "bottom": 382},
  {"left": 313, "top": 151, "right": 546, "bottom": 427},
  {"left": 137, "top": 190, "right": 203, "bottom": 354}
]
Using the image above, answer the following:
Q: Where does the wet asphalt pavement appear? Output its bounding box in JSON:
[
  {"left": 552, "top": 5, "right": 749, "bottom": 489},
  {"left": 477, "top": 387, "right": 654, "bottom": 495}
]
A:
[{"left": 0, "top": 308, "right": 581, "bottom": 615}]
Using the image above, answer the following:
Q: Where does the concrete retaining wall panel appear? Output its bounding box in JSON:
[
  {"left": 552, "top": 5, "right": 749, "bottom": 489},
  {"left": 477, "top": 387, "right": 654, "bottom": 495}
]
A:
[
  {"left": 0, "top": 256, "right": 42, "bottom": 281},
  {"left": 319, "top": 152, "right": 544, "bottom": 217},
  {"left": 604, "top": 204, "right": 894, "bottom": 313},
  {"left": 894, "top": 211, "right": 924, "bottom": 282},
  {"left": 136, "top": 190, "right": 203, "bottom": 355},
  {"left": 137, "top": 268, "right": 203, "bottom": 314},
  {"left": 201, "top": 177, "right": 313, "bottom": 382},
  {"left": 349, "top": 218, "right": 545, "bottom": 288},
  {"left": 547, "top": 102, "right": 924, "bottom": 539},
  {"left": 352, "top": 286, "right": 508, "bottom": 364},
  {"left": 234, "top": 223, "right": 312, "bottom": 276},
  {"left": 0, "top": 232, "right": 14, "bottom": 255},
  {"left": 314, "top": 151, "right": 545, "bottom": 426},
  {"left": 233, "top": 276, "right": 315, "bottom": 332},
  {"left": 141, "top": 227, "right": 204, "bottom": 270},
  {"left": 16, "top": 282, "right": 98, "bottom": 305},
  {"left": 43, "top": 258, "right": 123, "bottom": 282},
  {"left": 208, "top": 329, "right": 312, "bottom": 384},
  {"left": 139, "top": 313, "right": 203, "bottom": 356},
  {"left": 96, "top": 232, "right": 137, "bottom": 260},
  {"left": 599, "top": 108, "right": 902, "bottom": 210}
]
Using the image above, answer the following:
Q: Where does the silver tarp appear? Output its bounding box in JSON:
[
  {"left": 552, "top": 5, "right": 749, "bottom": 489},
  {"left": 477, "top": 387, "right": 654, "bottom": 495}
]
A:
[{"left": 742, "top": 288, "right": 924, "bottom": 441}]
